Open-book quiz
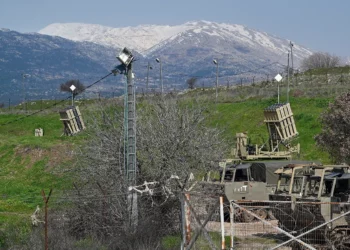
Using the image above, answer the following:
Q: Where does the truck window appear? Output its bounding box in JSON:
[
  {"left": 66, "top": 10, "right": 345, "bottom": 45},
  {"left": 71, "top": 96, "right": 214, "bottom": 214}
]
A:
[
  {"left": 224, "top": 170, "right": 233, "bottom": 181},
  {"left": 234, "top": 169, "right": 248, "bottom": 181}
]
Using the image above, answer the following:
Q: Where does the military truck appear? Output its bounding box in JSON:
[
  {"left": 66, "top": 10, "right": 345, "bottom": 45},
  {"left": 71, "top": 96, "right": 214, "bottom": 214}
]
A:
[
  {"left": 193, "top": 160, "right": 314, "bottom": 222},
  {"left": 270, "top": 163, "right": 350, "bottom": 246},
  {"left": 192, "top": 102, "right": 305, "bottom": 222}
]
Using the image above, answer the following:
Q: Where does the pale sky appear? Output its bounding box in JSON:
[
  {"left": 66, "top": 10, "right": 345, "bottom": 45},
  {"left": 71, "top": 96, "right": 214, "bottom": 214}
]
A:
[{"left": 1, "top": 0, "right": 349, "bottom": 57}]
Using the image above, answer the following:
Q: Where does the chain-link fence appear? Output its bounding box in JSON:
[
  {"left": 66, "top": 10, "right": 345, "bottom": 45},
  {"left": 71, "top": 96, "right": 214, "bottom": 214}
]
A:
[
  {"left": 182, "top": 195, "right": 350, "bottom": 249},
  {"left": 228, "top": 200, "right": 350, "bottom": 250}
]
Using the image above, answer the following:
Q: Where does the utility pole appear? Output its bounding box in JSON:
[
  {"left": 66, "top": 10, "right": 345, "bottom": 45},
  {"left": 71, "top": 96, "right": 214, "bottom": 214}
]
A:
[
  {"left": 146, "top": 62, "right": 152, "bottom": 94},
  {"left": 41, "top": 189, "right": 52, "bottom": 250},
  {"left": 21, "top": 73, "right": 30, "bottom": 113},
  {"left": 156, "top": 58, "right": 163, "bottom": 95},
  {"left": 70, "top": 85, "right": 76, "bottom": 106},
  {"left": 213, "top": 59, "right": 219, "bottom": 104},
  {"left": 22, "top": 73, "right": 25, "bottom": 112},
  {"left": 287, "top": 51, "right": 290, "bottom": 103},
  {"left": 278, "top": 79, "right": 280, "bottom": 104},
  {"left": 290, "top": 41, "right": 294, "bottom": 86},
  {"left": 126, "top": 62, "right": 137, "bottom": 187},
  {"left": 117, "top": 49, "right": 138, "bottom": 229},
  {"left": 128, "top": 62, "right": 138, "bottom": 229},
  {"left": 274, "top": 73, "right": 283, "bottom": 104},
  {"left": 114, "top": 48, "right": 138, "bottom": 230}
]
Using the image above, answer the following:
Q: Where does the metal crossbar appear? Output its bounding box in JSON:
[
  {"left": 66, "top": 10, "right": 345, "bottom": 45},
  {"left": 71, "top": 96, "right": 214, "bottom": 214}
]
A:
[{"left": 232, "top": 201, "right": 316, "bottom": 250}]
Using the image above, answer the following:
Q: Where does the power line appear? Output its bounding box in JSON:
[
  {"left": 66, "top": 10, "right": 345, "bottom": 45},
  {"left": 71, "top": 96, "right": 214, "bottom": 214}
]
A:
[
  {"left": 0, "top": 72, "right": 113, "bottom": 126},
  {"left": 165, "top": 60, "right": 285, "bottom": 82}
]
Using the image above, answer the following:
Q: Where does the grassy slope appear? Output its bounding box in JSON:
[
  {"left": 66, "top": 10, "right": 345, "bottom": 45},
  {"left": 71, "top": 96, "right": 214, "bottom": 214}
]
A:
[
  {"left": 0, "top": 97, "right": 333, "bottom": 215},
  {"left": 0, "top": 93, "right": 335, "bottom": 246},
  {"left": 0, "top": 110, "right": 82, "bottom": 246},
  {"left": 207, "top": 97, "right": 331, "bottom": 163}
]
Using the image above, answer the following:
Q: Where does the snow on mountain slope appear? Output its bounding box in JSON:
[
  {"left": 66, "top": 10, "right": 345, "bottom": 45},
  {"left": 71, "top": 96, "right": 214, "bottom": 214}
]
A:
[
  {"left": 39, "top": 22, "right": 191, "bottom": 53},
  {"left": 39, "top": 21, "right": 312, "bottom": 58}
]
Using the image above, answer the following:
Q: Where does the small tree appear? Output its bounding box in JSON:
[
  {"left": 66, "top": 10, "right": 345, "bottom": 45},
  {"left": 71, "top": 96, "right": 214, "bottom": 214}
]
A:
[
  {"left": 315, "top": 92, "right": 350, "bottom": 164},
  {"left": 64, "top": 96, "right": 227, "bottom": 248},
  {"left": 301, "top": 52, "right": 341, "bottom": 71},
  {"left": 186, "top": 77, "right": 197, "bottom": 89},
  {"left": 60, "top": 79, "right": 85, "bottom": 95}
]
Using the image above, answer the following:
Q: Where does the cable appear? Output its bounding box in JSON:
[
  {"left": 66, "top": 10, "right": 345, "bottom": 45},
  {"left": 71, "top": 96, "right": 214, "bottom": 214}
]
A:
[
  {"left": 0, "top": 72, "right": 113, "bottom": 126},
  {"left": 160, "top": 61, "right": 284, "bottom": 83},
  {"left": 0, "top": 96, "right": 70, "bottom": 126},
  {"left": 84, "top": 72, "right": 113, "bottom": 90},
  {"left": 0, "top": 189, "right": 169, "bottom": 204}
]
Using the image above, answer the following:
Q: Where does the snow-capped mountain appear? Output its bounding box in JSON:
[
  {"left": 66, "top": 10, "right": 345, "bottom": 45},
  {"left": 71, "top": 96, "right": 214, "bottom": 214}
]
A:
[
  {"left": 39, "top": 22, "right": 189, "bottom": 54},
  {"left": 0, "top": 29, "right": 124, "bottom": 103},
  {"left": 39, "top": 21, "right": 312, "bottom": 59},
  {"left": 0, "top": 21, "right": 315, "bottom": 103}
]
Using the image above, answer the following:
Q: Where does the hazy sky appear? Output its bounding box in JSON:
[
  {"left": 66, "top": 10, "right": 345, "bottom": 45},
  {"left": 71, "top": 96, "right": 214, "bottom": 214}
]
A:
[{"left": 1, "top": 0, "right": 349, "bottom": 57}]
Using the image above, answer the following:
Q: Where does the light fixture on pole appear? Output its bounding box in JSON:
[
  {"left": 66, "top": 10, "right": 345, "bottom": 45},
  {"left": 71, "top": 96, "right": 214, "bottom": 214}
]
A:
[
  {"left": 290, "top": 41, "right": 295, "bottom": 86},
  {"left": 117, "top": 47, "right": 134, "bottom": 67},
  {"left": 274, "top": 73, "right": 283, "bottom": 104},
  {"left": 213, "top": 59, "right": 218, "bottom": 104},
  {"left": 115, "top": 47, "right": 138, "bottom": 229},
  {"left": 287, "top": 51, "right": 290, "bottom": 103},
  {"left": 70, "top": 85, "right": 76, "bottom": 106},
  {"left": 146, "top": 62, "right": 152, "bottom": 94},
  {"left": 155, "top": 58, "right": 163, "bottom": 94},
  {"left": 21, "top": 73, "right": 30, "bottom": 112}
]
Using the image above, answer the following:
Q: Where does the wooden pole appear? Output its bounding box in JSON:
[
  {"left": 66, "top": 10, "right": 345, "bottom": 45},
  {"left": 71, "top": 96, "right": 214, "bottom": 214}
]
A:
[
  {"left": 230, "top": 202, "right": 234, "bottom": 249},
  {"left": 181, "top": 194, "right": 186, "bottom": 250},
  {"left": 220, "top": 196, "right": 225, "bottom": 249},
  {"left": 41, "top": 189, "right": 52, "bottom": 250},
  {"left": 185, "top": 193, "right": 191, "bottom": 245}
]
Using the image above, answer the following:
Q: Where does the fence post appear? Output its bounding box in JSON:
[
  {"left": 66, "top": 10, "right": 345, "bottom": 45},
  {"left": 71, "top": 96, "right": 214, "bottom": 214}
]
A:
[
  {"left": 220, "top": 196, "right": 225, "bottom": 249},
  {"left": 180, "top": 193, "right": 186, "bottom": 250},
  {"left": 230, "top": 201, "right": 234, "bottom": 249},
  {"left": 185, "top": 193, "right": 191, "bottom": 246},
  {"left": 41, "top": 189, "right": 52, "bottom": 250}
]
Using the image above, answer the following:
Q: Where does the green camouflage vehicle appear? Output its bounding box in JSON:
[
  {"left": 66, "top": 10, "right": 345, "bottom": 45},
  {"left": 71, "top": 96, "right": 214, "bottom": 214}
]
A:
[
  {"left": 270, "top": 163, "right": 350, "bottom": 247},
  {"left": 193, "top": 160, "right": 314, "bottom": 222}
]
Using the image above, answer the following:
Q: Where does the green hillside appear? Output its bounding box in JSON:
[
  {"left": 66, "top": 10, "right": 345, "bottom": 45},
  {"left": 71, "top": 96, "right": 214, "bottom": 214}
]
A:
[
  {"left": 0, "top": 68, "right": 346, "bottom": 246},
  {"left": 207, "top": 97, "right": 331, "bottom": 162}
]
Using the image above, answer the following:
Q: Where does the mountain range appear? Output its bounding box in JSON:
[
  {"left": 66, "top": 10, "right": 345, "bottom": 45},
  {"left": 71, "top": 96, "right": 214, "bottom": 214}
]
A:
[{"left": 0, "top": 21, "right": 313, "bottom": 103}]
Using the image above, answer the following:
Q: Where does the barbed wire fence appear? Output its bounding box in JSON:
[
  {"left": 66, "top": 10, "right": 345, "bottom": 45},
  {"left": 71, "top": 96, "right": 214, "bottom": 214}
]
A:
[{"left": 6, "top": 185, "right": 350, "bottom": 250}]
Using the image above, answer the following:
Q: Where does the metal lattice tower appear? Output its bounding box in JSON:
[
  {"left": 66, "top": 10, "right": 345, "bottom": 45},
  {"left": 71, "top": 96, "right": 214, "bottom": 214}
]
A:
[
  {"left": 124, "top": 63, "right": 137, "bottom": 186},
  {"left": 116, "top": 47, "right": 138, "bottom": 228}
]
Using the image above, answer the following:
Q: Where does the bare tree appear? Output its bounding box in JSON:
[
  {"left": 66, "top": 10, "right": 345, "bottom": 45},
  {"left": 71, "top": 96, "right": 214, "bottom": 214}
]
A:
[
  {"left": 301, "top": 52, "right": 341, "bottom": 71},
  {"left": 186, "top": 77, "right": 197, "bottom": 89},
  {"left": 60, "top": 79, "right": 85, "bottom": 94},
  {"left": 315, "top": 92, "right": 350, "bottom": 164},
  {"left": 61, "top": 96, "right": 227, "bottom": 248},
  {"left": 137, "top": 96, "right": 227, "bottom": 182}
]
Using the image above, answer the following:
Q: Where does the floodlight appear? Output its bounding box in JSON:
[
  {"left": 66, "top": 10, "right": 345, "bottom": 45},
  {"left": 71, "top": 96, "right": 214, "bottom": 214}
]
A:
[
  {"left": 213, "top": 59, "right": 218, "bottom": 65},
  {"left": 117, "top": 47, "right": 134, "bottom": 66},
  {"left": 275, "top": 74, "right": 283, "bottom": 82},
  {"left": 156, "top": 58, "right": 160, "bottom": 63}
]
